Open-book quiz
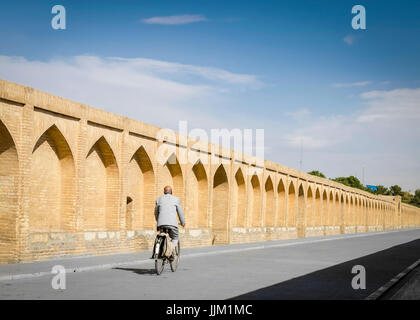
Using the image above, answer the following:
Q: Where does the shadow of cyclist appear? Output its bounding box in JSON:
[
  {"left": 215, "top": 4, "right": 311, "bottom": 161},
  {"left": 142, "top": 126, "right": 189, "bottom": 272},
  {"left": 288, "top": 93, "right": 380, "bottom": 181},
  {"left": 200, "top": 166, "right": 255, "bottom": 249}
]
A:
[{"left": 113, "top": 267, "right": 157, "bottom": 275}]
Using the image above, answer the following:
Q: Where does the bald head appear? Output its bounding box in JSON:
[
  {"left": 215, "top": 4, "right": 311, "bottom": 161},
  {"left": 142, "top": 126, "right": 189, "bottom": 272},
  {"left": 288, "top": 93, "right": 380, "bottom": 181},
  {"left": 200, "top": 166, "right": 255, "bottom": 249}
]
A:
[{"left": 163, "top": 186, "right": 172, "bottom": 195}]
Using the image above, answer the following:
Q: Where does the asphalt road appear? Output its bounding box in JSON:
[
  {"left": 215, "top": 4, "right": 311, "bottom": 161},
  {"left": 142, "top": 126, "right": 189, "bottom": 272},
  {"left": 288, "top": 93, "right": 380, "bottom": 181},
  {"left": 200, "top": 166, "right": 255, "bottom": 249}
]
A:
[{"left": 1, "top": 229, "right": 419, "bottom": 299}]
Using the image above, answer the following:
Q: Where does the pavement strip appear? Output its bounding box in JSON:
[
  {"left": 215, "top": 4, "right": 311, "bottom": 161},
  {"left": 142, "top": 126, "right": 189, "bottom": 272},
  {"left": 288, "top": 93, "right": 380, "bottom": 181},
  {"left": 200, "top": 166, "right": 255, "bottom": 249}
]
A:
[{"left": 0, "top": 228, "right": 418, "bottom": 283}]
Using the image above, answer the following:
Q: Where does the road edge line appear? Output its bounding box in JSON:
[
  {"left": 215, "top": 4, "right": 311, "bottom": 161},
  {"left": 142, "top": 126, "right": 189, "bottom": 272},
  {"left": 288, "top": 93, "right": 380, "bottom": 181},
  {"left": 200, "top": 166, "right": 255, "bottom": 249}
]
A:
[{"left": 365, "top": 258, "right": 420, "bottom": 300}]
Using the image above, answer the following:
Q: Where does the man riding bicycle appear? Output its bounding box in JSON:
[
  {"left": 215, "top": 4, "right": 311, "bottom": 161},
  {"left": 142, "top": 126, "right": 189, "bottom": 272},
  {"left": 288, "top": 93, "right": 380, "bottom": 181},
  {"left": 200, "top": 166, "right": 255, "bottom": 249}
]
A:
[{"left": 154, "top": 185, "right": 185, "bottom": 260}]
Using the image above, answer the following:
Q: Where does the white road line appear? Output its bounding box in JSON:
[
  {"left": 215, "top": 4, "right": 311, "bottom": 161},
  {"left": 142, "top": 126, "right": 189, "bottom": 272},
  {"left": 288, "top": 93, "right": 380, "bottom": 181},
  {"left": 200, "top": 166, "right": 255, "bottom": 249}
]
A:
[{"left": 365, "top": 258, "right": 420, "bottom": 300}]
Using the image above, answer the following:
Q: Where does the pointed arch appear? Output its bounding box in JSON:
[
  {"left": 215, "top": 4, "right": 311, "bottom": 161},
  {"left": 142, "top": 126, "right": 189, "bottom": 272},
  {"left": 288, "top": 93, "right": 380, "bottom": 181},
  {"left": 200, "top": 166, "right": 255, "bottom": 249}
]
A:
[
  {"left": 233, "top": 168, "right": 246, "bottom": 228},
  {"left": 322, "top": 190, "right": 328, "bottom": 228},
  {"left": 264, "top": 176, "right": 275, "bottom": 227},
  {"left": 212, "top": 165, "right": 229, "bottom": 244},
  {"left": 384, "top": 203, "right": 388, "bottom": 229},
  {"left": 368, "top": 198, "right": 372, "bottom": 227},
  {"left": 277, "top": 179, "right": 286, "bottom": 227},
  {"left": 189, "top": 160, "right": 208, "bottom": 228},
  {"left": 335, "top": 192, "right": 340, "bottom": 227},
  {"left": 343, "top": 194, "right": 349, "bottom": 226},
  {"left": 305, "top": 186, "right": 314, "bottom": 227},
  {"left": 126, "top": 146, "right": 155, "bottom": 230},
  {"left": 355, "top": 196, "right": 360, "bottom": 227},
  {"left": 250, "top": 174, "right": 262, "bottom": 227},
  {"left": 85, "top": 136, "right": 119, "bottom": 231},
  {"left": 360, "top": 197, "right": 364, "bottom": 227},
  {"left": 0, "top": 120, "right": 19, "bottom": 263},
  {"left": 360, "top": 197, "right": 364, "bottom": 228},
  {"left": 314, "top": 187, "right": 321, "bottom": 227},
  {"left": 363, "top": 198, "right": 367, "bottom": 227},
  {"left": 328, "top": 190, "right": 334, "bottom": 227},
  {"left": 288, "top": 182, "right": 296, "bottom": 227},
  {"left": 366, "top": 199, "right": 370, "bottom": 227},
  {"left": 297, "top": 184, "right": 305, "bottom": 238},
  {"left": 30, "top": 124, "right": 76, "bottom": 232},
  {"left": 340, "top": 194, "right": 346, "bottom": 229},
  {"left": 159, "top": 153, "right": 184, "bottom": 200}
]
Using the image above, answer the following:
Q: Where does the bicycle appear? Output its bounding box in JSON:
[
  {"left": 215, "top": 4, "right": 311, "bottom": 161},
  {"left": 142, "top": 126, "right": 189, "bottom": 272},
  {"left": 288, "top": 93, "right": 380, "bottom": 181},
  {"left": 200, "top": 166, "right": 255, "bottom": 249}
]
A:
[{"left": 153, "top": 226, "right": 180, "bottom": 275}]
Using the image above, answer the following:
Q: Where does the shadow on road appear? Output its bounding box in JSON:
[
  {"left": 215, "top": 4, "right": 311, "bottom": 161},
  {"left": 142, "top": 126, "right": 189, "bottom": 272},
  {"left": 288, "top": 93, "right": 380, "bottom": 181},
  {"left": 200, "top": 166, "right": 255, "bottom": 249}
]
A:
[
  {"left": 230, "top": 238, "right": 420, "bottom": 300},
  {"left": 113, "top": 267, "right": 156, "bottom": 275}
]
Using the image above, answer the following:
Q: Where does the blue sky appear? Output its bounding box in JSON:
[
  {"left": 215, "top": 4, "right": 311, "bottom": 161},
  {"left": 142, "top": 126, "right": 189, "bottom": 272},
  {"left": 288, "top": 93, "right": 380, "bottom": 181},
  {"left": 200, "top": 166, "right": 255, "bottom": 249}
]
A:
[{"left": 0, "top": 0, "right": 419, "bottom": 190}]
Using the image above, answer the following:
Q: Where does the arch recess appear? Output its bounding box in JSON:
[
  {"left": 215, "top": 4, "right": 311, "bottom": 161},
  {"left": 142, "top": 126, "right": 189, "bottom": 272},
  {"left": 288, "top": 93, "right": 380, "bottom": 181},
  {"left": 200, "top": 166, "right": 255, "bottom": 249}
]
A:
[
  {"left": 277, "top": 179, "right": 286, "bottom": 227},
  {"left": 30, "top": 124, "right": 76, "bottom": 232},
  {"left": 314, "top": 188, "right": 321, "bottom": 227},
  {"left": 212, "top": 165, "right": 229, "bottom": 244},
  {"left": 322, "top": 190, "right": 328, "bottom": 228},
  {"left": 0, "top": 120, "right": 19, "bottom": 263},
  {"left": 288, "top": 182, "right": 296, "bottom": 227},
  {"left": 85, "top": 136, "right": 119, "bottom": 230},
  {"left": 305, "top": 187, "right": 314, "bottom": 227},
  {"left": 159, "top": 153, "right": 184, "bottom": 200},
  {"left": 297, "top": 184, "right": 305, "bottom": 238},
  {"left": 233, "top": 168, "right": 246, "bottom": 228},
  {"left": 264, "top": 177, "right": 275, "bottom": 227},
  {"left": 250, "top": 174, "right": 262, "bottom": 227},
  {"left": 189, "top": 160, "right": 208, "bottom": 228},
  {"left": 126, "top": 146, "right": 155, "bottom": 230}
]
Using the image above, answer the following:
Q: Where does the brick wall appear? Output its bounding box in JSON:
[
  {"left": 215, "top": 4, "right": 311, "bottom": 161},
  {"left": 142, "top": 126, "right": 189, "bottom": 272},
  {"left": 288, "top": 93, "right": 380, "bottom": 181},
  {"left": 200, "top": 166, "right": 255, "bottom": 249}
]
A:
[{"left": 0, "top": 78, "right": 420, "bottom": 264}]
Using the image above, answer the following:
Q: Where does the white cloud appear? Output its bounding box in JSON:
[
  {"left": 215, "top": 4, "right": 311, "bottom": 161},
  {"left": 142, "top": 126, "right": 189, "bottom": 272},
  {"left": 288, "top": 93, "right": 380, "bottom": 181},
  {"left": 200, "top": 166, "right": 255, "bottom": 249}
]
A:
[
  {"left": 0, "top": 55, "right": 260, "bottom": 130},
  {"left": 278, "top": 87, "right": 420, "bottom": 190},
  {"left": 283, "top": 88, "right": 420, "bottom": 150},
  {"left": 332, "top": 81, "right": 371, "bottom": 88},
  {"left": 109, "top": 57, "right": 261, "bottom": 86},
  {"left": 282, "top": 115, "right": 358, "bottom": 150},
  {"left": 358, "top": 88, "right": 420, "bottom": 122},
  {"left": 379, "top": 81, "right": 391, "bottom": 85},
  {"left": 141, "top": 14, "right": 208, "bottom": 25},
  {"left": 285, "top": 108, "right": 311, "bottom": 121}
]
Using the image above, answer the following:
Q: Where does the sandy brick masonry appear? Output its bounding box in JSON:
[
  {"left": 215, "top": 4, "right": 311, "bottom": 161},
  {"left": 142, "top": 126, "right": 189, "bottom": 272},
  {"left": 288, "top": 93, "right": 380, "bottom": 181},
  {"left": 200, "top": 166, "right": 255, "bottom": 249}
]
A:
[{"left": 0, "top": 78, "right": 419, "bottom": 264}]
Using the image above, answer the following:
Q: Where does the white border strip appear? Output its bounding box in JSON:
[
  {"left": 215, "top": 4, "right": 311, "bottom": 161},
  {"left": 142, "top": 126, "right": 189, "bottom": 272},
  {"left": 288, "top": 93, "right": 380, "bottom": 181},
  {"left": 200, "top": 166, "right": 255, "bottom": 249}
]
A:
[{"left": 365, "top": 258, "right": 420, "bottom": 300}]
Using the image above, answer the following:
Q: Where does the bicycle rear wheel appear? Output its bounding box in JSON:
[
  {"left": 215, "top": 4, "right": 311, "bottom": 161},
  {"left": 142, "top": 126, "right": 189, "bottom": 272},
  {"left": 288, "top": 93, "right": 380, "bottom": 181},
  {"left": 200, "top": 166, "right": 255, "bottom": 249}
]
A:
[
  {"left": 170, "top": 241, "right": 180, "bottom": 272},
  {"left": 155, "top": 258, "right": 165, "bottom": 275},
  {"left": 155, "top": 238, "right": 165, "bottom": 275}
]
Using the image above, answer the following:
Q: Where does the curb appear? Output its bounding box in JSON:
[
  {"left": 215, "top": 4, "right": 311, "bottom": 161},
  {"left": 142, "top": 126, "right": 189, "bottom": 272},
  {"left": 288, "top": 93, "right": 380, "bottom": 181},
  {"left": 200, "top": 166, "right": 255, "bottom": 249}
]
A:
[
  {"left": 0, "top": 258, "right": 152, "bottom": 282},
  {"left": 365, "top": 258, "right": 420, "bottom": 300}
]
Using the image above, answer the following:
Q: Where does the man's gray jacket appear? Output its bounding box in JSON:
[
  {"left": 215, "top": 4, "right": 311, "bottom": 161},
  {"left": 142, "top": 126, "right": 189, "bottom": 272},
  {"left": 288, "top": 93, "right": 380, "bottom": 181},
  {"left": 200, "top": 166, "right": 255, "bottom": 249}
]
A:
[{"left": 154, "top": 194, "right": 185, "bottom": 228}]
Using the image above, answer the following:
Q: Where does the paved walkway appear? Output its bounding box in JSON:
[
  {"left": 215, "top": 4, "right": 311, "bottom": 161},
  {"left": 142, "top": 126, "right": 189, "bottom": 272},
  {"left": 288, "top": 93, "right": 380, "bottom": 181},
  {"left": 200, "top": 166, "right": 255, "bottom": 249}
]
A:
[
  {"left": 1, "top": 230, "right": 400, "bottom": 281},
  {"left": 1, "top": 228, "right": 419, "bottom": 299}
]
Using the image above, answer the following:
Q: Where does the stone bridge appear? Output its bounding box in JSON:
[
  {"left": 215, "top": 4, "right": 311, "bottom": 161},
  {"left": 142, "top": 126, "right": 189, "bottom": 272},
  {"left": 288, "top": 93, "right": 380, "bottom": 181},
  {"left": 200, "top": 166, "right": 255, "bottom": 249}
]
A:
[{"left": 0, "top": 79, "right": 419, "bottom": 264}]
